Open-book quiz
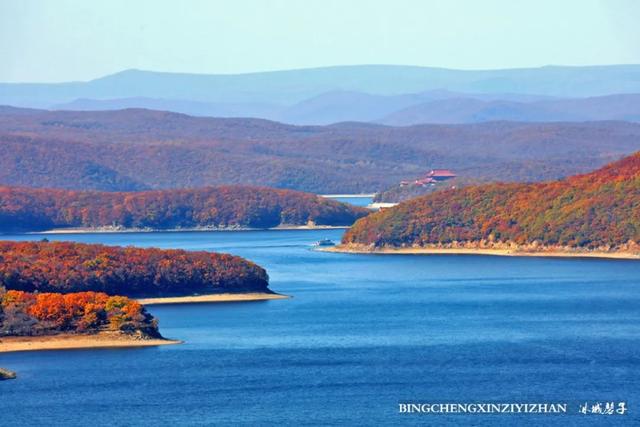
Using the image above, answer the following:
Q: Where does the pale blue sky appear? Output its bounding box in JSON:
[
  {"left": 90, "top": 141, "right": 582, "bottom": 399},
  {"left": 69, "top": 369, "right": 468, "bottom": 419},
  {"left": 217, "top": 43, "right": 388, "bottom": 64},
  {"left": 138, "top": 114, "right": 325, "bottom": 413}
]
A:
[{"left": 1, "top": 0, "right": 639, "bottom": 82}]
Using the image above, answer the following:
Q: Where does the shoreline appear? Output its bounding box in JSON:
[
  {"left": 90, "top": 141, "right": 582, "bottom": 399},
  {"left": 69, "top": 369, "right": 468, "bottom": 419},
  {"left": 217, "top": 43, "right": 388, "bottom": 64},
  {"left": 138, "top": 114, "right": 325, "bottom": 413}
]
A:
[
  {"left": 0, "top": 332, "right": 180, "bottom": 354},
  {"left": 137, "top": 292, "right": 291, "bottom": 305},
  {"left": 322, "top": 244, "right": 640, "bottom": 260},
  {"left": 23, "top": 224, "right": 349, "bottom": 234}
]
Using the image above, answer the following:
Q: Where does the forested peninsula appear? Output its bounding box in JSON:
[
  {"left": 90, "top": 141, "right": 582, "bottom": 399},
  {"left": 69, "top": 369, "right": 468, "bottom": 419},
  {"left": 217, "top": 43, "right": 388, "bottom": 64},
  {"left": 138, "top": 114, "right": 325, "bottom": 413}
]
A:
[
  {"left": 0, "top": 289, "right": 160, "bottom": 338},
  {"left": 0, "top": 185, "right": 368, "bottom": 232},
  {"left": 0, "top": 287, "right": 177, "bottom": 355},
  {"left": 0, "top": 240, "right": 275, "bottom": 354},
  {"left": 338, "top": 152, "right": 640, "bottom": 258}
]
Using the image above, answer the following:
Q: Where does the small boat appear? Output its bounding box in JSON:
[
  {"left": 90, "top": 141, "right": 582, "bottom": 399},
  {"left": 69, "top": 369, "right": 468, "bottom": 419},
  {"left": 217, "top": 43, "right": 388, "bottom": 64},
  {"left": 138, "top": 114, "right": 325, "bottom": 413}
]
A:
[{"left": 313, "top": 238, "right": 335, "bottom": 247}]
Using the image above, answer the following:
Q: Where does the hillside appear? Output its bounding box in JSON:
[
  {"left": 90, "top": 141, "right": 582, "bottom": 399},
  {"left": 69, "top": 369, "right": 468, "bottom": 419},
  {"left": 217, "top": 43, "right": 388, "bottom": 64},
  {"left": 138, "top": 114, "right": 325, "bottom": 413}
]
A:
[
  {"left": 1, "top": 289, "right": 160, "bottom": 338},
  {"left": 342, "top": 153, "right": 640, "bottom": 253},
  {"left": 0, "top": 241, "right": 270, "bottom": 296},
  {"left": 1, "top": 108, "right": 640, "bottom": 193},
  {"left": 0, "top": 185, "right": 367, "bottom": 232}
]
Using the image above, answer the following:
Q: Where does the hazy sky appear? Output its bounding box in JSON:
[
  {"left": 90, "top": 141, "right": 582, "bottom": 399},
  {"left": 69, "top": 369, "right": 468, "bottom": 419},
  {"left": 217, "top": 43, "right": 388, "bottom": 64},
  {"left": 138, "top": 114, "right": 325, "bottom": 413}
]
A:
[{"left": 1, "top": 0, "right": 639, "bottom": 82}]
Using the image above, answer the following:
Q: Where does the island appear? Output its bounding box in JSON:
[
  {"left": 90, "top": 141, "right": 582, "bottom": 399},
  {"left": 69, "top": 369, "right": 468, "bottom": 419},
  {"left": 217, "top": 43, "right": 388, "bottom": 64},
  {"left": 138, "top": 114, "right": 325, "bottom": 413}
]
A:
[
  {"left": 0, "top": 185, "right": 368, "bottom": 233},
  {"left": 334, "top": 152, "right": 640, "bottom": 259},
  {"left": 0, "top": 288, "right": 177, "bottom": 354}
]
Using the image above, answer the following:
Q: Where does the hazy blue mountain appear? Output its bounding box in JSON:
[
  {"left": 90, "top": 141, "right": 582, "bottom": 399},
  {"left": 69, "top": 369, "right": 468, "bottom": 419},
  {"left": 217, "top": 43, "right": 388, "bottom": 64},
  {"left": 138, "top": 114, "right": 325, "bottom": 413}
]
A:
[
  {"left": 379, "top": 94, "right": 640, "bottom": 125},
  {"left": 56, "top": 91, "right": 640, "bottom": 126},
  {"left": 0, "top": 105, "right": 43, "bottom": 115},
  {"left": 54, "top": 97, "right": 282, "bottom": 119},
  {"left": 51, "top": 90, "right": 555, "bottom": 125},
  {"left": 3, "top": 64, "right": 640, "bottom": 109},
  {"left": 275, "top": 90, "right": 553, "bottom": 125}
]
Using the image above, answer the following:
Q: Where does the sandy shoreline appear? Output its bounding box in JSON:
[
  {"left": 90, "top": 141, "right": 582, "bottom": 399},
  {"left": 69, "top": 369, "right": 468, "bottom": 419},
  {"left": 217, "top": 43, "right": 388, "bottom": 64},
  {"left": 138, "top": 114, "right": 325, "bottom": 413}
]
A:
[
  {"left": 0, "top": 332, "right": 180, "bottom": 354},
  {"left": 137, "top": 292, "right": 291, "bottom": 305},
  {"left": 322, "top": 245, "right": 640, "bottom": 260},
  {"left": 30, "top": 224, "right": 348, "bottom": 234}
]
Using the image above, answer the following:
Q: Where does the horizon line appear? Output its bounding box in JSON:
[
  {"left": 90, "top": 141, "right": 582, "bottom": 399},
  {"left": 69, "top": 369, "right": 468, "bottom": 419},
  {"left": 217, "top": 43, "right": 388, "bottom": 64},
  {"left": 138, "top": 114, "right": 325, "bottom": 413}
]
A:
[{"left": 3, "top": 62, "right": 640, "bottom": 85}]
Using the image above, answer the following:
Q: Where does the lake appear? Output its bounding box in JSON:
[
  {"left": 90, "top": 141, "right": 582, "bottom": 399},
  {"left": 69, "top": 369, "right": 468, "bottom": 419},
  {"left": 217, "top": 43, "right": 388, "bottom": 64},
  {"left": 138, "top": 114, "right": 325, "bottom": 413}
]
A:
[
  {"left": 325, "top": 195, "right": 373, "bottom": 207},
  {"left": 1, "top": 229, "right": 639, "bottom": 425}
]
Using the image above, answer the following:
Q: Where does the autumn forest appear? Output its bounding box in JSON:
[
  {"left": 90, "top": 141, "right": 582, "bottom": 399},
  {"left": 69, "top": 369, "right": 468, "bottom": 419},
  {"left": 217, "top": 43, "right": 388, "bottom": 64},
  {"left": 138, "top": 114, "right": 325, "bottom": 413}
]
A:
[
  {"left": 0, "top": 241, "right": 270, "bottom": 296},
  {"left": 0, "top": 185, "right": 368, "bottom": 232},
  {"left": 343, "top": 152, "right": 640, "bottom": 251},
  {"left": 0, "top": 288, "right": 160, "bottom": 338}
]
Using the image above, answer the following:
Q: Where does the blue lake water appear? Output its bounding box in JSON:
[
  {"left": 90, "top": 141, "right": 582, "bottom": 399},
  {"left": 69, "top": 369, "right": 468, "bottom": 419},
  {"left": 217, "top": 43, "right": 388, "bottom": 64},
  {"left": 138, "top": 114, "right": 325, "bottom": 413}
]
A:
[
  {"left": 325, "top": 195, "right": 372, "bottom": 207},
  {"left": 1, "top": 229, "right": 639, "bottom": 426}
]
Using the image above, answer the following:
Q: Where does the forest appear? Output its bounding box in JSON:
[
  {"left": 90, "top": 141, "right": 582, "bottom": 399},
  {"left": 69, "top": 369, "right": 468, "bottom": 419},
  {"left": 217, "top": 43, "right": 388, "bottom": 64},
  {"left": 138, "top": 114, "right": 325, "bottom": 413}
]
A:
[
  {"left": 0, "top": 288, "right": 160, "bottom": 338},
  {"left": 1, "top": 108, "right": 640, "bottom": 193},
  {"left": 343, "top": 152, "right": 640, "bottom": 250},
  {"left": 0, "top": 241, "right": 270, "bottom": 296},
  {"left": 0, "top": 185, "right": 368, "bottom": 232}
]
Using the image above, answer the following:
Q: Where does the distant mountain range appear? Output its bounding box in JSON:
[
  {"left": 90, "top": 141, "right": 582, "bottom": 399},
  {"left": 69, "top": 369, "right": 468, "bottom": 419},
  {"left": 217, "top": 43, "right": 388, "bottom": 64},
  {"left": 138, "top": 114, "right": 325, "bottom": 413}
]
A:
[
  {"left": 3, "top": 65, "right": 640, "bottom": 125},
  {"left": 1, "top": 107, "right": 640, "bottom": 193}
]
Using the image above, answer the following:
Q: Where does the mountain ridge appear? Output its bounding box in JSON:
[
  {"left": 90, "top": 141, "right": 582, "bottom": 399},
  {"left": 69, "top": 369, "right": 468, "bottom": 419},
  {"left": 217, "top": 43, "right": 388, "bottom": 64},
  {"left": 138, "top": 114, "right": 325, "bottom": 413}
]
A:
[{"left": 4, "top": 64, "right": 640, "bottom": 110}]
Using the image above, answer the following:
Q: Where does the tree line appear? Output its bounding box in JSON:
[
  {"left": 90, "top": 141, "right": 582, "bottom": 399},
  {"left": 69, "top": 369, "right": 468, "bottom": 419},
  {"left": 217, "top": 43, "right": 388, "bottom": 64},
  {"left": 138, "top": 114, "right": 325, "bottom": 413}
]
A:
[{"left": 0, "top": 185, "right": 367, "bottom": 232}]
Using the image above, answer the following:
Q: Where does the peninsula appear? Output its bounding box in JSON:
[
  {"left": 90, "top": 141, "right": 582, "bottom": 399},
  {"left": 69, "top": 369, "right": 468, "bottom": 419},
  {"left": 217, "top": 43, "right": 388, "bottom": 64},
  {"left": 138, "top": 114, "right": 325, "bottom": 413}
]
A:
[
  {"left": 0, "top": 185, "right": 368, "bottom": 233},
  {"left": 0, "top": 289, "right": 178, "bottom": 354},
  {"left": 336, "top": 152, "right": 640, "bottom": 258}
]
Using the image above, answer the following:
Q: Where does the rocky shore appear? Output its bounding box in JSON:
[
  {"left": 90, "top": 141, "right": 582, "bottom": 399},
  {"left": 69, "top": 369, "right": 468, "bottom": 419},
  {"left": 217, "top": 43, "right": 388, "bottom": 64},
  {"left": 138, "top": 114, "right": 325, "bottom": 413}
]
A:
[{"left": 0, "top": 367, "right": 17, "bottom": 380}]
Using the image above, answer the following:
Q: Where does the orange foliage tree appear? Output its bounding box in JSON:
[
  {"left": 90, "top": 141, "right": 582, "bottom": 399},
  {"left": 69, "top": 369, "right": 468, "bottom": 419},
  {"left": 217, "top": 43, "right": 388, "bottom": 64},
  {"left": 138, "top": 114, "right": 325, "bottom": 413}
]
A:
[{"left": 0, "top": 288, "right": 159, "bottom": 337}]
